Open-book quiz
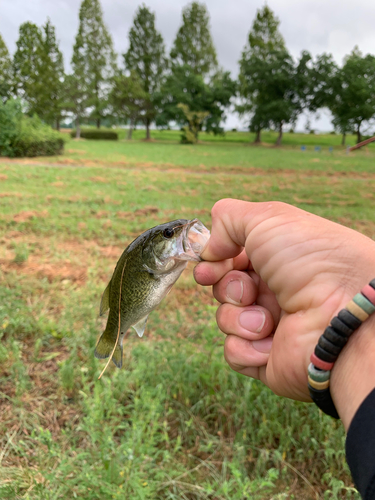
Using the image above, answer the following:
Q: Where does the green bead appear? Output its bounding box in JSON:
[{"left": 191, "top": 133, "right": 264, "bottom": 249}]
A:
[
  {"left": 353, "top": 293, "right": 375, "bottom": 315},
  {"left": 308, "top": 363, "right": 330, "bottom": 382}
]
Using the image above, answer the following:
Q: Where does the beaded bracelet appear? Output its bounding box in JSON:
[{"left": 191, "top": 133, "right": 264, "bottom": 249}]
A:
[{"left": 308, "top": 279, "right": 375, "bottom": 419}]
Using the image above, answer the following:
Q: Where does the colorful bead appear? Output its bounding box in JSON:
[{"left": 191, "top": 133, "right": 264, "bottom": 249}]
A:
[
  {"left": 323, "top": 326, "right": 348, "bottom": 347},
  {"left": 346, "top": 300, "right": 369, "bottom": 322},
  {"left": 310, "top": 353, "right": 334, "bottom": 371},
  {"left": 361, "top": 285, "right": 375, "bottom": 306},
  {"left": 318, "top": 335, "right": 342, "bottom": 356},
  {"left": 330, "top": 317, "right": 353, "bottom": 337},
  {"left": 308, "top": 363, "right": 330, "bottom": 382},
  {"left": 308, "top": 376, "right": 330, "bottom": 390},
  {"left": 314, "top": 344, "right": 338, "bottom": 363},
  {"left": 353, "top": 292, "right": 375, "bottom": 315},
  {"left": 337, "top": 309, "right": 362, "bottom": 330},
  {"left": 369, "top": 279, "right": 375, "bottom": 290}
]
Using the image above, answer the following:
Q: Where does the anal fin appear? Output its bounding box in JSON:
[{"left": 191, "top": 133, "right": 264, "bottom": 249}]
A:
[{"left": 132, "top": 315, "right": 149, "bottom": 338}]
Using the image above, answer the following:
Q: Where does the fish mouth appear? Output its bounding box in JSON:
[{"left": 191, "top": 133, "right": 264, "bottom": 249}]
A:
[{"left": 179, "top": 219, "right": 210, "bottom": 262}]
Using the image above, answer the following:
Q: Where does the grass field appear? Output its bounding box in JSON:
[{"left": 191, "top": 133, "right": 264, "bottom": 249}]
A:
[{"left": 1, "top": 134, "right": 374, "bottom": 499}]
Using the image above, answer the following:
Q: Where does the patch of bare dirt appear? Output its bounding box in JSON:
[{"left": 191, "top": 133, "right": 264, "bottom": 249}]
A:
[
  {"left": 0, "top": 174, "right": 8, "bottom": 180},
  {"left": 1, "top": 257, "right": 87, "bottom": 284},
  {"left": 13, "top": 211, "right": 48, "bottom": 223},
  {"left": 50, "top": 181, "right": 65, "bottom": 187},
  {"left": 90, "top": 176, "right": 109, "bottom": 183},
  {"left": 116, "top": 206, "right": 159, "bottom": 220},
  {"left": 0, "top": 192, "right": 23, "bottom": 198}
]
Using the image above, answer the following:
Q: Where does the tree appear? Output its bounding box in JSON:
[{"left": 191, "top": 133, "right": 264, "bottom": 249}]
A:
[
  {"left": 13, "top": 20, "right": 64, "bottom": 127},
  {"left": 156, "top": 66, "right": 235, "bottom": 143},
  {"left": 170, "top": 2, "right": 218, "bottom": 77},
  {"left": 13, "top": 22, "right": 43, "bottom": 105},
  {"left": 38, "top": 19, "right": 64, "bottom": 129},
  {"left": 72, "top": 0, "right": 116, "bottom": 128},
  {"left": 329, "top": 48, "right": 375, "bottom": 144},
  {"left": 124, "top": 4, "right": 167, "bottom": 140},
  {"left": 63, "top": 74, "right": 87, "bottom": 139},
  {"left": 109, "top": 71, "right": 149, "bottom": 139},
  {"left": 239, "top": 5, "right": 289, "bottom": 143},
  {"left": 0, "top": 34, "right": 12, "bottom": 102}
]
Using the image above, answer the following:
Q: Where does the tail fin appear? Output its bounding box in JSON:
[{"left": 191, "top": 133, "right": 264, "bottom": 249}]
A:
[{"left": 95, "top": 329, "right": 123, "bottom": 369}]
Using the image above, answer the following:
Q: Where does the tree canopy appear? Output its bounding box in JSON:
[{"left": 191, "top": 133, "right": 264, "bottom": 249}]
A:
[
  {"left": 71, "top": 0, "right": 116, "bottom": 128},
  {"left": 0, "top": 34, "right": 12, "bottom": 102},
  {"left": 124, "top": 4, "right": 167, "bottom": 139},
  {"left": 170, "top": 2, "right": 218, "bottom": 77}
]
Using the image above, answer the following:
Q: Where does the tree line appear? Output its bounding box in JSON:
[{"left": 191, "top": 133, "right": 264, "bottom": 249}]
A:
[{"left": 0, "top": 1, "right": 374, "bottom": 145}]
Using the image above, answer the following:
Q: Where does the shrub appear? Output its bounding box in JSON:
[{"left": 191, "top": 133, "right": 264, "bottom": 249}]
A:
[
  {"left": 0, "top": 101, "right": 64, "bottom": 157},
  {"left": 12, "top": 115, "right": 64, "bottom": 157},
  {"left": 70, "top": 129, "right": 118, "bottom": 140},
  {"left": 0, "top": 99, "right": 22, "bottom": 156}
]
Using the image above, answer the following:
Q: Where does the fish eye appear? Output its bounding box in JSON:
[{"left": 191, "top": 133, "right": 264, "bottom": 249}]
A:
[{"left": 163, "top": 228, "right": 175, "bottom": 239}]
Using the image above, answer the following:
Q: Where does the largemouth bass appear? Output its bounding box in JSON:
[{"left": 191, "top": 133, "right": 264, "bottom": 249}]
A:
[{"left": 95, "top": 219, "right": 210, "bottom": 371}]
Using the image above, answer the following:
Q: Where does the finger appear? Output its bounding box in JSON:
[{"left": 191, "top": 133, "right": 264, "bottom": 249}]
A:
[
  {"left": 224, "top": 334, "right": 273, "bottom": 371},
  {"left": 212, "top": 270, "right": 258, "bottom": 306},
  {"left": 216, "top": 304, "right": 274, "bottom": 339},
  {"left": 194, "top": 249, "right": 250, "bottom": 287}
]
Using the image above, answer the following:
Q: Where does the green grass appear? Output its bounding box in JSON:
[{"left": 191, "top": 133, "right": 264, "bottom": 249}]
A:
[{"left": 1, "top": 138, "right": 373, "bottom": 499}]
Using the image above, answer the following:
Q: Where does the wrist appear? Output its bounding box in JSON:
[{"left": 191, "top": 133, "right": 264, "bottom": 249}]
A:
[{"left": 330, "top": 314, "right": 375, "bottom": 430}]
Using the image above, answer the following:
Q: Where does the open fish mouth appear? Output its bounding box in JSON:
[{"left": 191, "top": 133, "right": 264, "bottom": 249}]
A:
[{"left": 178, "top": 219, "right": 210, "bottom": 262}]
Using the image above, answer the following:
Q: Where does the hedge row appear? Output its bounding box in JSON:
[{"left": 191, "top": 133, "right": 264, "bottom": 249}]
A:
[
  {"left": 0, "top": 99, "right": 65, "bottom": 158},
  {"left": 70, "top": 129, "right": 118, "bottom": 140},
  {"left": 12, "top": 138, "right": 65, "bottom": 157}
]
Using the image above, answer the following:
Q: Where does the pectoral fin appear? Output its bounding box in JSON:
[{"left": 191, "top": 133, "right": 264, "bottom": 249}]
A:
[
  {"left": 99, "top": 279, "right": 111, "bottom": 316},
  {"left": 132, "top": 315, "right": 149, "bottom": 338}
]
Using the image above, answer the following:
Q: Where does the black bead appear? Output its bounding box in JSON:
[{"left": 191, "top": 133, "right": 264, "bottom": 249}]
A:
[
  {"left": 369, "top": 279, "right": 375, "bottom": 290},
  {"left": 308, "top": 384, "right": 340, "bottom": 419},
  {"left": 314, "top": 344, "right": 338, "bottom": 363},
  {"left": 330, "top": 317, "right": 354, "bottom": 338},
  {"left": 318, "top": 335, "right": 342, "bottom": 356},
  {"left": 323, "top": 326, "right": 349, "bottom": 348},
  {"left": 338, "top": 309, "right": 362, "bottom": 330}
]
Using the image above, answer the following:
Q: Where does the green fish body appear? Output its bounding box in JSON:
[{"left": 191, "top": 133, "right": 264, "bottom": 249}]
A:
[{"left": 95, "top": 219, "right": 209, "bottom": 368}]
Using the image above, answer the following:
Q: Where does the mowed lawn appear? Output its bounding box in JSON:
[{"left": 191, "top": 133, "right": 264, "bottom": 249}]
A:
[{"left": 1, "top": 137, "right": 374, "bottom": 499}]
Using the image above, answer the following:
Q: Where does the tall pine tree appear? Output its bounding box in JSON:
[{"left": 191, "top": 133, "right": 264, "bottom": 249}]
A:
[
  {"left": 13, "top": 21, "right": 64, "bottom": 127},
  {"left": 170, "top": 2, "right": 218, "bottom": 77},
  {"left": 0, "top": 34, "right": 12, "bottom": 102},
  {"left": 72, "top": 0, "right": 116, "bottom": 129},
  {"left": 39, "top": 19, "right": 64, "bottom": 128},
  {"left": 239, "top": 6, "right": 292, "bottom": 143},
  {"left": 124, "top": 5, "right": 167, "bottom": 139},
  {"left": 13, "top": 22, "right": 43, "bottom": 107}
]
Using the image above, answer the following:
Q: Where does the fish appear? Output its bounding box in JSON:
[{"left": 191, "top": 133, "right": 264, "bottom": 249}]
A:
[{"left": 95, "top": 218, "right": 210, "bottom": 374}]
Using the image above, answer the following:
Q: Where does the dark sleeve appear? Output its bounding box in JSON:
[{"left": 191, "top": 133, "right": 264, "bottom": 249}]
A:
[{"left": 346, "top": 388, "right": 375, "bottom": 499}]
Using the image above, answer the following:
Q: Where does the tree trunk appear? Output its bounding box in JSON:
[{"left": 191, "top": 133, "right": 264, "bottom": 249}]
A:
[
  {"left": 276, "top": 122, "right": 283, "bottom": 146},
  {"left": 127, "top": 117, "right": 135, "bottom": 140},
  {"left": 75, "top": 116, "right": 81, "bottom": 139},
  {"left": 357, "top": 123, "right": 361, "bottom": 144},
  {"left": 341, "top": 132, "right": 346, "bottom": 146},
  {"left": 254, "top": 128, "right": 261, "bottom": 144},
  {"left": 56, "top": 118, "right": 60, "bottom": 131},
  {"left": 96, "top": 118, "right": 100, "bottom": 129},
  {"left": 146, "top": 118, "right": 151, "bottom": 140}
]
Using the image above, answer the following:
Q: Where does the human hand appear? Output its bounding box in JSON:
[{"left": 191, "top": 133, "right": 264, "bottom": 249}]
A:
[{"left": 194, "top": 199, "right": 375, "bottom": 427}]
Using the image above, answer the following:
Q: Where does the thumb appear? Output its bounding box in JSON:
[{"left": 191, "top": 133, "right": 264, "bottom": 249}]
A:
[{"left": 201, "top": 199, "right": 301, "bottom": 263}]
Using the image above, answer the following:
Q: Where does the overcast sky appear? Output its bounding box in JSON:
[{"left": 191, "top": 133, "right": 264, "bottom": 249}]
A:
[{"left": 2, "top": 0, "right": 375, "bottom": 131}]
